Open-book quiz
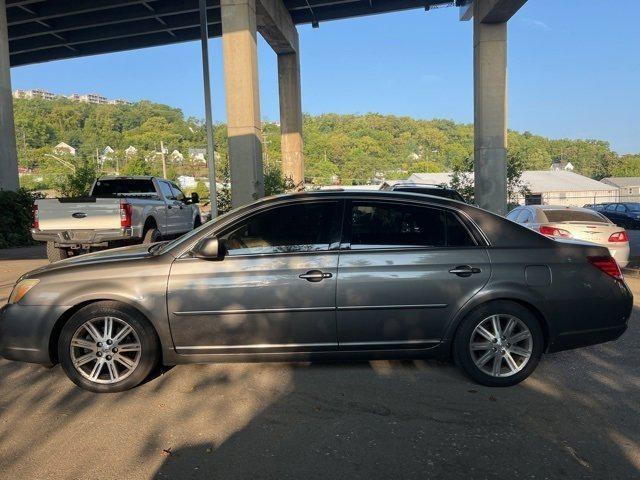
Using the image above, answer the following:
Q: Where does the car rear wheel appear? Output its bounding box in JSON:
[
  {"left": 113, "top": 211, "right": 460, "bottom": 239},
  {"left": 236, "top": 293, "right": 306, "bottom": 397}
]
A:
[
  {"left": 58, "top": 301, "right": 159, "bottom": 393},
  {"left": 46, "top": 241, "right": 68, "bottom": 263},
  {"left": 142, "top": 227, "right": 160, "bottom": 244},
  {"left": 454, "top": 301, "right": 544, "bottom": 387}
]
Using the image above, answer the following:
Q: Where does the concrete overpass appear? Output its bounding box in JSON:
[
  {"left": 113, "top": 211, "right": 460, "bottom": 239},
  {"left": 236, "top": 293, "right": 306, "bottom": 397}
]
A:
[{"left": 0, "top": 0, "right": 527, "bottom": 214}]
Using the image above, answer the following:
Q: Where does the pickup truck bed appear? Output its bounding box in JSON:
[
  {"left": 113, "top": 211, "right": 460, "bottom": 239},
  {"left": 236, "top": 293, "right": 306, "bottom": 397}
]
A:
[{"left": 32, "top": 176, "right": 201, "bottom": 262}]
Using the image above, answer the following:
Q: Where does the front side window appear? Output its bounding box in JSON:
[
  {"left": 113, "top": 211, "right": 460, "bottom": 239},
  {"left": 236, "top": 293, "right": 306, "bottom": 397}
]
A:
[
  {"left": 348, "top": 202, "right": 476, "bottom": 249},
  {"left": 616, "top": 204, "right": 627, "bottom": 212},
  {"left": 220, "top": 202, "right": 341, "bottom": 256},
  {"left": 159, "top": 181, "right": 175, "bottom": 200},
  {"left": 170, "top": 183, "right": 186, "bottom": 202}
]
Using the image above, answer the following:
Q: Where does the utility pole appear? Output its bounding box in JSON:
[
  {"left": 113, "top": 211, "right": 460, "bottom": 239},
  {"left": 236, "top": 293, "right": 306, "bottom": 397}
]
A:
[
  {"left": 160, "top": 140, "right": 167, "bottom": 179},
  {"left": 199, "top": 0, "right": 218, "bottom": 217}
]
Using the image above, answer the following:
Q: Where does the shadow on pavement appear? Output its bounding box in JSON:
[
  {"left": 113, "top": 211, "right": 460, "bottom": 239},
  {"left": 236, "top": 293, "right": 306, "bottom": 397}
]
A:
[{"left": 0, "top": 302, "right": 638, "bottom": 479}]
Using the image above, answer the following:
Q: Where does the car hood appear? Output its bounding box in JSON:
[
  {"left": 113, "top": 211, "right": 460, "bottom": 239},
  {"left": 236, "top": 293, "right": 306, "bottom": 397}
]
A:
[{"left": 23, "top": 243, "right": 157, "bottom": 279}]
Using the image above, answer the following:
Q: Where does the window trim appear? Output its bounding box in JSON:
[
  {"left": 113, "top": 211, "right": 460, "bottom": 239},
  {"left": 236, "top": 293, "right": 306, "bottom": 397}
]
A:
[
  {"left": 210, "top": 200, "right": 345, "bottom": 258},
  {"left": 340, "top": 199, "right": 480, "bottom": 252}
]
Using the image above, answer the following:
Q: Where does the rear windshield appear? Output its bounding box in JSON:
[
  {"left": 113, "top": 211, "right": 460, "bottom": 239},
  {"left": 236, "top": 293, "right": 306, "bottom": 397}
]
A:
[
  {"left": 544, "top": 209, "right": 608, "bottom": 223},
  {"left": 92, "top": 179, "right": 157, "bottom": 197},
  {"left": 395, "top": 187, "right": 466, "bottom": 202}
]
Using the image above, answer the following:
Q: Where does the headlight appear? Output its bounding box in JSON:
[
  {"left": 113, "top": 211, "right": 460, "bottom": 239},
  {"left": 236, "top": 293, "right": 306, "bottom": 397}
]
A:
[{"left": 8, "top": 279, "right": 40, "bottom": 304}]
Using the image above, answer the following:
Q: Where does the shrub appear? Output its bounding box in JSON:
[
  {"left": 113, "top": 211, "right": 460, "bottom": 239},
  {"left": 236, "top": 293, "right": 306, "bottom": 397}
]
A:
[{"left": 0, "top": 189, "right": 41, "bottom": 249}]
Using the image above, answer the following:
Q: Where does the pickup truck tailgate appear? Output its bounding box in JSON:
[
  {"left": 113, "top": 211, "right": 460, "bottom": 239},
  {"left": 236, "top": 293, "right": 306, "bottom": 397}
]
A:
[{"left": 37, "top": 198, "right": 122, "bottom": 231}]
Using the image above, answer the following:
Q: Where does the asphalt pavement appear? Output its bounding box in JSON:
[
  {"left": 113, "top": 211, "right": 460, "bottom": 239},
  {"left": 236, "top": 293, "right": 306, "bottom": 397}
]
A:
[{"left": 0, "top": 246, "right": 638, "bottom": 479}]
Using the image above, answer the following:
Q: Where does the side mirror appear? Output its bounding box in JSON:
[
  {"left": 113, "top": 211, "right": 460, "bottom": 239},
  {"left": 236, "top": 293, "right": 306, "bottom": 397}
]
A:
[
  {"left": 193, "top": 237, "right": 224, "bottom": 260},
  {"left": 191, "top": 192, "right": 200, "bottom": 204}
]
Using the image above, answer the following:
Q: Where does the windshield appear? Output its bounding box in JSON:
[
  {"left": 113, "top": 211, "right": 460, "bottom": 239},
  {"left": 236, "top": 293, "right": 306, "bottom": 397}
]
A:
[
  {"left": 92, "top": 179, "right": 157, "bottom": 197},
  {"left": 544, "top": 209, "right": 609, "bottom": 223}
]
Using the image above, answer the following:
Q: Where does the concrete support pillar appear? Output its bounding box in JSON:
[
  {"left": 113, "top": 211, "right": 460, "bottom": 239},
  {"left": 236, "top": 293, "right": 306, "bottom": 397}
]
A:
[
  {"left": 473, "top": 1, "right": 507, "bottom": 215},
  {"left": 278, "top": 51, "right": 303, "bottom": 187},
  {"left": 0, "top": 0, "right": 20, "bottom": 191},
  {"left": 221, "top": 0, "right": 264, "bottom": 208}
]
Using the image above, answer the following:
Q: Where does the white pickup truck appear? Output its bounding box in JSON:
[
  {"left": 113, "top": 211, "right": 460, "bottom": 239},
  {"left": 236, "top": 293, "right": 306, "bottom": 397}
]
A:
[{"left": 32, "top": 176, "right": 202, "bottom": 262}]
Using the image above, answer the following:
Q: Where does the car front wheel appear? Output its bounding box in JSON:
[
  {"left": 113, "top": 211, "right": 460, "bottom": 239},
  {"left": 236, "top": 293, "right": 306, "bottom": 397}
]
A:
[
  {"left": 454, "top": 301, "right": 544, "bottom": 387},
  {"left": 58, "top": 301, "right": 159, "bottom": 393}
]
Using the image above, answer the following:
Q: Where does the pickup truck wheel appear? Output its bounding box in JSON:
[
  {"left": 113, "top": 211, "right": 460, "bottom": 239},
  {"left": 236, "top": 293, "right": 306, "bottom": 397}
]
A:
[
  {"left": 142, "top": 227, "right": 160, "bottom": 244},
  {"left": 46, "top": 242, "right": 68, "bottom": 263}
]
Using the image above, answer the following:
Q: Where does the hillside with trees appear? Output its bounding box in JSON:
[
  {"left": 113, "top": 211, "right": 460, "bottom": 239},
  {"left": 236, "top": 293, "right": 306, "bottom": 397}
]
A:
[{"left": 13, "top": 97, "right": 640, "bottom": 196}]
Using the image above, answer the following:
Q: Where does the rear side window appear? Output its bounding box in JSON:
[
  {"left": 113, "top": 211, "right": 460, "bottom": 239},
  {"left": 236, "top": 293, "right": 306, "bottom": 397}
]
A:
[
  {"left": 220, "top": 202, "right": 342, "bottom": 255},
  {"left": 544, "top": 209, "right": 609, "bottom": 223},
  {"left": 92, "top": 179, "right": 156, "bottom": 197},
  {"left": 348, "top": 202, "right": 476, "bottom": 249}
]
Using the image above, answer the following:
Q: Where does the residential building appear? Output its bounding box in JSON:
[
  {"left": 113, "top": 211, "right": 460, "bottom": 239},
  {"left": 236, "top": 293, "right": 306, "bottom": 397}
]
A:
[
  {"left": 109, "top": 99, "right": 133, "bottom": 106},
  {"left": 124, "top": 146, "right": 138, "bottom": 157},
  {"left": 550, "top": 159, "right": 574, "bottom": 172},
  {"left": 13, "top": 89, "right": 55, "bottom": 100},
  {"left": 188, "top": 148, "right": 207, "bottom": 163},
  {"left": 53, "top": 142, "right": 76, "bottom": 156},
  {"left": 177, "top": 175, "right": 197, "bottom": 189},
  {"left": 408, "top": 170, "right": 619, "bottom": 207}
]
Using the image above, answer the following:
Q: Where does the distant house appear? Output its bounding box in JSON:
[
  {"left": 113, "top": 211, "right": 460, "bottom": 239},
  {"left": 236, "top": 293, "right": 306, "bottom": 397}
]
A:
[
  {"left": 124, "top": 146, "right": 138, "bottom": 157},
  {"left": 550, "top": 159, "right": 574, "bottom": 172},
  {"left": 177, "top": 175, "right": 197, "bottom": 189},
  {"left": 188, "top": 148, "right": 207, "bottom": 163},
  {"left": 601, "top": 177, "right": 640, "bottom": 202},
  {"left": 170, "top": 149, "right": 184, "bottom": 163},
  {"left": 408, "top": 171, "right": 619, "bottom": 207},
  {"left": 53, "top": 142, "right": 76, "bottom": 156}
]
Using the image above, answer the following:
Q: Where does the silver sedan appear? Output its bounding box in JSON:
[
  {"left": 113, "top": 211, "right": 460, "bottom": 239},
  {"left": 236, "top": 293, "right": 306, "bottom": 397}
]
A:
[{"left": 507, "top": 205, "right": 631, "bottom": 267}]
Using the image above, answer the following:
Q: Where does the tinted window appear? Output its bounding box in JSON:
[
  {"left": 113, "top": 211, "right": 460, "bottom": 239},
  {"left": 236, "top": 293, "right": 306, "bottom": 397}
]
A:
[
  {"left": 159, "top": 181, "right": 175, "bottom": 200},
  {"left": 544, "top": 210, "right": 608, "bottom": 223},
  {"left": 220, "top": 202, "right": 341, "bottom": 255},
  {"left": 349, "top": 202, "right": 475, "bottom": 249},
  {"left": 606, "top": 204, "right": 617, "bottom": 211},
  {"left": 626, "top": 203, "right": 640, "bottom": 212},
  {"left": 92, "top": 179, "right": 156, "bottom": 197},
  {"left": 616, "top": 204, "right": 627, "bottom": 212}
]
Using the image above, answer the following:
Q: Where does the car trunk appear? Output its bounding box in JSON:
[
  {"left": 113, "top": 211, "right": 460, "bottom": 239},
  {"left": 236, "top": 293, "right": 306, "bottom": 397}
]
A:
[{"left": 546, "top": 222, "right": 623, "bottom": 245}]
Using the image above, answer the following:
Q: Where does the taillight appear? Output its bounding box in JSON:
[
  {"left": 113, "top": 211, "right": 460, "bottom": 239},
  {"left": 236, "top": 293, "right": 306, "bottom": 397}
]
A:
[
  {"left": 120, "top": 201, "right": 132, "bottom": 228},
  {"left": 588, "top": 255, "right": 623, "bottom": 281},
  {"left": 33, "top": 204, "right": 39, "bottom": 230},
  {"left": 539, "top": 225, "right": 572, "bottom": 238},
  {"left": 608, "top": 231, "right": 628, "bottom": 243}
]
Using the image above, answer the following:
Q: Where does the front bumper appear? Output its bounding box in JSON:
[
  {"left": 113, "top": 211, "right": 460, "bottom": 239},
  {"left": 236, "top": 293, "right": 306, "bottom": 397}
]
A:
[
  {"left": 0, "top": 303, "right": 69, "bottom": 365},
  {"left": 31, "top": 227, "right": 135, "bottom": 247}
]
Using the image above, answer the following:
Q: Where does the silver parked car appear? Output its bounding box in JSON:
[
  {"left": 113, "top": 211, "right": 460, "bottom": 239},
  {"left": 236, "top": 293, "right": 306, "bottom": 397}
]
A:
[
  {"left": 0, "top": 191, "right": 632, "bottom": 392},
  {"left": 506, "top": 205, "right": 630, "bottom": 267}
]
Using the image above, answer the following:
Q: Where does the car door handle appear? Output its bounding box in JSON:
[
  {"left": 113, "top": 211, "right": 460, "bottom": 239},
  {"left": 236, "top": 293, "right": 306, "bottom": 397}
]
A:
[
  {"left": 299, "top": 270, "right": 333, "bottom": 282},
  {"left": 449, "top": 265, "right": 481, "bottom": 277}
]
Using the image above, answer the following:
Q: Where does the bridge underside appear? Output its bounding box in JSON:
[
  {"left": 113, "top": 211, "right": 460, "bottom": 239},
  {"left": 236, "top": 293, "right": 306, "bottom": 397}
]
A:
[{"left": 1, "top": 0, "right": 526, "bottom": 214}]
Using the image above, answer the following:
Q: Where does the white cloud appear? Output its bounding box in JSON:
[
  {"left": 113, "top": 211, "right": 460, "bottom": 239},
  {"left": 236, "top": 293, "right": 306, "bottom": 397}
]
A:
[{"left": 522, "top": 17, "right": 550, "bottom": 30}]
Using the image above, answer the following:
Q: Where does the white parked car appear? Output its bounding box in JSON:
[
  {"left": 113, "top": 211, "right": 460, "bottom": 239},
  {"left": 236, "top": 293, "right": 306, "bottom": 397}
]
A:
[{"left": 507, "top": 205, "right": 630, "bottom": 267}]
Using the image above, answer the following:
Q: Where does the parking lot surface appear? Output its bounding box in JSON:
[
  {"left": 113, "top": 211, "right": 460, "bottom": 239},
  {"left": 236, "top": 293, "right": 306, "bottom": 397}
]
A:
[{"left": 0, "top": 247, "right": 639, "bottom": 479}]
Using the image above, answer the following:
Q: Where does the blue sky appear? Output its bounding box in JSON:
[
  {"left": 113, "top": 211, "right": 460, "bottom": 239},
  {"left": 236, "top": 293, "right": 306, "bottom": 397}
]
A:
[{"left": 10, "top": 0, "right": 640, "bottom": 154}]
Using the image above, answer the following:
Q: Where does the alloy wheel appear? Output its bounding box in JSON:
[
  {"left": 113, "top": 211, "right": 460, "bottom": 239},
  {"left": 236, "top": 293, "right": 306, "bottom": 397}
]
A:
[
  {"left": 70, "top": 316, "right": 142, "bottom": 384},
  {"left": 469, "top": 314, "right": 533, "bottom": 378}
]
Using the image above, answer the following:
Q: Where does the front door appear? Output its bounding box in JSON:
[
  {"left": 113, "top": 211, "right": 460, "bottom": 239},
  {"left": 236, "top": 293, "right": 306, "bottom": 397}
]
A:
[
  {"left": 158, "top": 180, "right": 183, "bottom": 235},
  {"left": 167, "top": 200, "right": 343, "bottom": 353},
  {"left": 336, "top": 200, "right": 490, "bottom": 349}
]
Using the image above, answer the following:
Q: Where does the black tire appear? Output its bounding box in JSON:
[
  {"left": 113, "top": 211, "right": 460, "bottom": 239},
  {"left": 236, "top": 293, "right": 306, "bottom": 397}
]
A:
[
  {"left": 58, "top": 301, "right": 159, "bottom": 393},
  {"left": 453, "top": 300, "right": 544, "bottom": 387},
  {"left": 142, "top": 226, "right": 160, "bottom": 244},
  {"left": 46, "top": 241, "right": 68, "bottom": 263}
]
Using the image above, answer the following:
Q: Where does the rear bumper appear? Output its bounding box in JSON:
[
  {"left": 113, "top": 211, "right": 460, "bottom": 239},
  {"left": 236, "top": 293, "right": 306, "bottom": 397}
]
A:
[
  {"left": 31, "top": 227, "right": 135, "bottom": 247},
  {"left": 0, "top": 303, "right": 69, "bottom": 365}
]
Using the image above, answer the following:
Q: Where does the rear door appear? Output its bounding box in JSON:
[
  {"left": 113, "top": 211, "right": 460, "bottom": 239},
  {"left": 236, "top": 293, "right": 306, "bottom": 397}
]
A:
[{"left": 335, "top": 200, "right": 490, "bottom": 349}]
